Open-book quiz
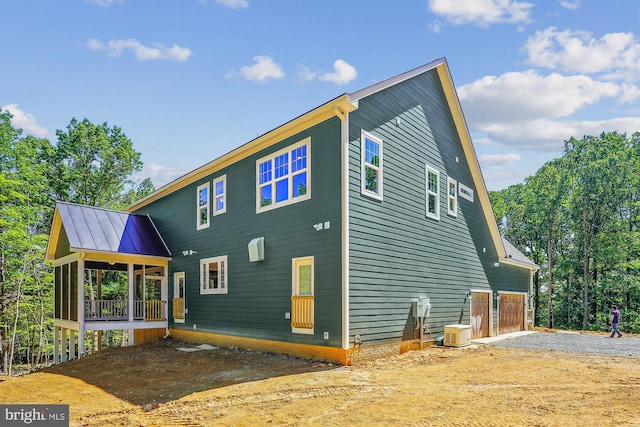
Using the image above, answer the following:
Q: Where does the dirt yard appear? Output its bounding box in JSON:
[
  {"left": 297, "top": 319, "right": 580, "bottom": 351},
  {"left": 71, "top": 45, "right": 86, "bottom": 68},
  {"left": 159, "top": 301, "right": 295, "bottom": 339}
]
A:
[{"left": 1, "top": 333, "right": 639, "bottom": 427}]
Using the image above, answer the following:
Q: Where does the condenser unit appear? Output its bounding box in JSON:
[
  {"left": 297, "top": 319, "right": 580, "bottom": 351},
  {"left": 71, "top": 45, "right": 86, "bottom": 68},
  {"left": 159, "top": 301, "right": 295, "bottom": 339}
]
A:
[{"left": 443, "top": 324, "right": 472, "bottom": 347}]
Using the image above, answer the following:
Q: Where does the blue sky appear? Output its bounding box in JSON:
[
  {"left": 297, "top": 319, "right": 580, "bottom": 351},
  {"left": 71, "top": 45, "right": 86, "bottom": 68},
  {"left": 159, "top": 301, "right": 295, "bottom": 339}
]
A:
[{"left": 2, "top": 0, "right": 639, "bottom": 191}]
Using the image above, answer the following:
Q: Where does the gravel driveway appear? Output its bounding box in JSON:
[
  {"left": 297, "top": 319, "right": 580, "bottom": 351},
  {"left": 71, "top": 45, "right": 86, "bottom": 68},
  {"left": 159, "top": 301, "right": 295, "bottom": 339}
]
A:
[{"left": 484, "top": 331, "right": 640, "bottom": 357}]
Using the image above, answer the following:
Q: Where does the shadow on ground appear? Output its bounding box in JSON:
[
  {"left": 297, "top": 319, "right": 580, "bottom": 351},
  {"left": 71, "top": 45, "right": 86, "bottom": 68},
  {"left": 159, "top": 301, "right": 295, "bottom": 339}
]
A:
[{"left": 43, "top": 337, "right": 334, "bottom": 406}]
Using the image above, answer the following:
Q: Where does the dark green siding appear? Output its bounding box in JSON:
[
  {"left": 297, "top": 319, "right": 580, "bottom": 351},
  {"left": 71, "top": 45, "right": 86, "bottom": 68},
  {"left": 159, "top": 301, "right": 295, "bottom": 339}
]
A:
[
  {"left": 348, "top": 69, "right": 526, "bottom": 345},
  {"left": 136, "top": 118, "right": 344, "bottom": 347}
]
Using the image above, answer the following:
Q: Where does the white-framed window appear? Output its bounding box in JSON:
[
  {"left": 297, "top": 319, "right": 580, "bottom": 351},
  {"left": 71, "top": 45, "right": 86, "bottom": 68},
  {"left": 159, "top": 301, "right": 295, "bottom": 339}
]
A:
[
  {"left": 200, "top": 256, "right": 227, "bottom": 295},
  {"left": 256, "top": 138, "right": 310, "bottom": 213},
  {"left": 291, "top": 256, "right": 314, "bottom": 335},
  {"left": 426, "top": 165, "right": 440, "bottom": 220},
  {"left": 447, "top": 177, "right": 458, "bottom": 217},
  {"left": 196, "top": 182, "right": 210, "bottom": 230},
  {"left": 213, "top": 175, "right": 226, "bottom": 215},
  {"left": 459, "top": 183, "right": 474, "bottom": 202},
  {"left": 361, "top": 131, "right": 383, "bottom": 200}
]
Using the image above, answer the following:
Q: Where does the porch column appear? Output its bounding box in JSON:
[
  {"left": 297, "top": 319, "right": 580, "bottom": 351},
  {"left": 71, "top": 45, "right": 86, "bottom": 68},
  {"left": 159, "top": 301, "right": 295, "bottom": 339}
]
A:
[
  {"left": 53, "top": 326, "right": 59, "bottom": 364},
  {"left": 69, "top": 330, "right": 75, "bottom": 360},
  {"left": 129, "top": 329, "right": 135, "bottom": 346},
  {"left": 61, "top": 328, "right": 67, "bottom": 363},
  {"left": 128, "top": 263, "right": 134, "bottom": 322},
  {"left": 78, "top": 255, "right": 85, "bottom": 357}
]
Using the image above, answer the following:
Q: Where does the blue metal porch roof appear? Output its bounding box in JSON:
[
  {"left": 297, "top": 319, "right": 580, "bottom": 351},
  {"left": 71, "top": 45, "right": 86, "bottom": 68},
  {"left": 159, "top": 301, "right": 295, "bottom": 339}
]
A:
[{"left": 54, "top": 202, "right": 171, "bottom": 258}]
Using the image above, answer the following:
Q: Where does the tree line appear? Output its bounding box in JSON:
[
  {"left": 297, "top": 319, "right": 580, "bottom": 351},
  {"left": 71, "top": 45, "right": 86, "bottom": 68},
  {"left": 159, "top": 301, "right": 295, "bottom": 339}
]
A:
[
  {"left": 1, "top": 104, "right": 638, "bottom": 374},
  {"left": 490, "top": 131, "right": 640, "bottom": 334},
  {"left": 0, "top": 109, "right": 153, "bottom": 375}
]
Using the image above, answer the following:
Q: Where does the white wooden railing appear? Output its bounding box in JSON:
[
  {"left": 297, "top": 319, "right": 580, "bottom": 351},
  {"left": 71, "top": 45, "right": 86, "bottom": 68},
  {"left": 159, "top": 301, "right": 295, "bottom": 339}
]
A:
[{"left": 85, "top": 299, "right": 166, "bottom": 321}]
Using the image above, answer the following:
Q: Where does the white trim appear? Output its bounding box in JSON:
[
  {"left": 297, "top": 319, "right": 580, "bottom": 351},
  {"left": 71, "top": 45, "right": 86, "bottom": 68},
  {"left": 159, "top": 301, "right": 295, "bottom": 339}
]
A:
[
  {"left": 426, "top": 165, "right": 440, "bottom": 220},
  {"left": 291, "top": 256, "right": 314, "bottom": 335},
  {"left": 256, "top": 138, "right": 311, "bottom": 213},
  {"left": 196, "top": 182, "right": 210, "bottom": 230},
  {"left": 213, "top": 175, "right": 227, "bottom": 216},
  {"left": 360, "top": 131, "right": 383, "bottom": 200},
  {"left": 339, "top": 107, "right": 350, "bottom": 350},
  {"left": 447, "top": 177, "right": 458, "bottom": 217},
  {"left": 459, "top": 182, "right": 474, "bottom": 202},
  {"left": 200, "top": 256, "right": 228, "bottom": 295}
]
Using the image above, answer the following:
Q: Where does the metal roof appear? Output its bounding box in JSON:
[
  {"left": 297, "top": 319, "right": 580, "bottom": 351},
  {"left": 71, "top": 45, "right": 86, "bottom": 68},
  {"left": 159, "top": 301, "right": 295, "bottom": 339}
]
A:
[
  {"left": 55, "top": 202, "right": 171, "bottom": 258},
  {"left": 501, "top": 236, "right": 537, "bottom": 269}
]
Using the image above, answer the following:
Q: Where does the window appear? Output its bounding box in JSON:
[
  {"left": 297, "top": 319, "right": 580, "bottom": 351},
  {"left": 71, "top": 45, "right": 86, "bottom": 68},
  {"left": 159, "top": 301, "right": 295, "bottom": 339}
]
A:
[
  {"left": 196, "top": 182, "right": 210, "bottom": 230},
  {"left": 257, "top": 138, "right": 310, "bottom": 212},
  {"left": 213, "top": 175, "right": 226, "bottom": 215},
  {"left": 426, "top": 165, "right": 440, "bottom": 220},
  {"left": 361, "top": 131, "right": 383, "bottom": 199},
  {"left": 459, "top": 183, "right": 474, "bottom": 202},
  {"left": 200, "top": 256, "right": 227, "bottom": 295},
  {"left": 447, "top": 177, "right": 458, "bottom": 217},
  {"left": 291, "top": 256, "right": 314, "bottom": 334}
]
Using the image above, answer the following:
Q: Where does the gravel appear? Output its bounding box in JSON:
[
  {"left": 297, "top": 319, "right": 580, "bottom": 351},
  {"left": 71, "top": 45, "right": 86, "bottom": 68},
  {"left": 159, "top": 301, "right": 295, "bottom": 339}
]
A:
[{"left": 488, "top": 332, "right": 640, "bottom": 357}]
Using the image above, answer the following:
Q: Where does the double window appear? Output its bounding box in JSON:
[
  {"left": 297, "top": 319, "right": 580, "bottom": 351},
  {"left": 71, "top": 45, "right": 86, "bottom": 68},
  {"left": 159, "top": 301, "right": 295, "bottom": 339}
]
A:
[
  {"left": 257, "top": 138, "right": 310, "bottom": 213},
  {"left": 200, "top": 256, "right": 228, "bottom": 295},
  {"left": 361, "top": 131, "right": 383, "bottom": 200},
  {"left": 426, "top": 165, "right": 440, "bottom": 220},
  {"left": 196, "top": 175, "right": 227, "bottom": 230}
]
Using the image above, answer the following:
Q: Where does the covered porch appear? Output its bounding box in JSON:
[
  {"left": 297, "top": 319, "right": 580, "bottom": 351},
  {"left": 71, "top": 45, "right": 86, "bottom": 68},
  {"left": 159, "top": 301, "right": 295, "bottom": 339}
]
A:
[{"left": 46, "top": 202, "right": 172, "bottom": 363}]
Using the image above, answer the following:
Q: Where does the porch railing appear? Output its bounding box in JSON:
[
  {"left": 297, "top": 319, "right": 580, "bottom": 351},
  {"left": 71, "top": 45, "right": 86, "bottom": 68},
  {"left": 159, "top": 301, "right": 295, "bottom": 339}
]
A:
[
  {"left": 85, "top": 299, "right": 166, "bottom": 321},
  {"left": 291, "top": 295, "right": 314, "bottom": 329}
]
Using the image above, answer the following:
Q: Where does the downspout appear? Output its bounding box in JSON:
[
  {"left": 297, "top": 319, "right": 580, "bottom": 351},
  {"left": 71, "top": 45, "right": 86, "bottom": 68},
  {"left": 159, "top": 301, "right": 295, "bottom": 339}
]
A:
[{"left": 334, "top": 104, "right": 350, "bottom": 352}]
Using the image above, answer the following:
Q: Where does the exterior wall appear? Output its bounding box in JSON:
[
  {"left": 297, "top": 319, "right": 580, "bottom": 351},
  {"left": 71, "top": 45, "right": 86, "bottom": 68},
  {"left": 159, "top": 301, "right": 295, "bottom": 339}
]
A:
[
  {"left": 347, "top": 69, "right": 522, "bottom": 347},
  {"left": 135, "top": 118, "right": 344, "bottom": 348}
]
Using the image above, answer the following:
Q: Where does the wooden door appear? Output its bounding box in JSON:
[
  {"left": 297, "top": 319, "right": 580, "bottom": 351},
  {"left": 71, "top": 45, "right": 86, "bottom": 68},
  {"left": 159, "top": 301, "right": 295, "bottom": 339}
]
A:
[
  {"left": 499, "top": 294, "right": 525, "bottom": 334},
  {"left": 471, "top": 292, "right": 490, "bottom": 338}
]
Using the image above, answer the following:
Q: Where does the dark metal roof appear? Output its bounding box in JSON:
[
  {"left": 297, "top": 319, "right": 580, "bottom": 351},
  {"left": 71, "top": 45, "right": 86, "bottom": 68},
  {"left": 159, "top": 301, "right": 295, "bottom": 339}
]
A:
[
  {"left": 55, "top": 202, "right": 171, "bottom": 258},
  {"left": 501, "top": 236, "right": 537, "bottom": 268}
]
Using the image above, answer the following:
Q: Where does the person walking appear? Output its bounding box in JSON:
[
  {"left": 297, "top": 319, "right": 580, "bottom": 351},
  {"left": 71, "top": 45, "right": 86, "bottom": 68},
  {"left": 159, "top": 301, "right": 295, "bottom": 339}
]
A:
[{"left": 609, "top": 305, "right": 622, "bottom": 338}]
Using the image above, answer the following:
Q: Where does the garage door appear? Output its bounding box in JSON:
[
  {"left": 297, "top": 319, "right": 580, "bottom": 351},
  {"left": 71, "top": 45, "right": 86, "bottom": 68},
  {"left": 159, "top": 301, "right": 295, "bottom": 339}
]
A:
[
  {"left": 499, "top": 293, "right": 525, "bottom": 334},
  {"left": 471, "top": 292, "right": 490, "bottom": 338}
]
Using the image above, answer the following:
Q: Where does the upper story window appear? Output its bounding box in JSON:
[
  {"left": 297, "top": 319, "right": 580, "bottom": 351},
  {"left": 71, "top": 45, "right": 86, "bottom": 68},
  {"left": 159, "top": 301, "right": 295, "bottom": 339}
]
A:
[
  {"left": 213, "top": 175, "right": 226, "bottom": 215},
  {"left": 200, "top": 255, "right": 227, "bottom": 295},
  {"left": 459, "top": 183, "right": 474, "bottom": 202},
  {"left": 447, "top": 177, "right": 458, "bottom": 217},
  {"left": 196, "top": 182, "right": 210, "bottom": 230},
  {"left": 361, "top": 131, "right": 383, "bottom": 200},
  {"left": 426, "top": 165, "right": 440, "bottom": 220},
  {"left": 256, "top": 138, "right": 310, "bottom": 213}
]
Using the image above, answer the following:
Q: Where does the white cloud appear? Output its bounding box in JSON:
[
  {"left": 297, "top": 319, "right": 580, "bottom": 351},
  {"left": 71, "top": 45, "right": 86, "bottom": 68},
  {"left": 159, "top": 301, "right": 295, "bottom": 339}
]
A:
[
  {"left": 296, "top": 65, "right": 317, "bottom": 82},
  {"left": 137, "top": 164, "right": 187, "bottom": 188},
  {"left": 524, "top": 28, "right": 640, "bottom": 81},
  {"left": 87, "top": 0, "right": 124, "bottom": 7},
  {"left": 559, "top": 0, "right": 580, "bottom": 10},
  {"left": 2, "top": 104, "right": 50, "bottom": 138},
  {"left": 319, "top": 60, "right": 357, "bottom": 85},
  {"left": 479, "top": 153, "right": 522, "bottom": 168},
  {"left": 234, "top": 56, "right": 285, "bottom": 82},
  {"left": 428, "top": 0, "right": 533, "bottom": 28},
  {"left": 87, "top": 38, "right": 192, "bottom": 62},
  {"left": 459, "top": 70, "right": 620, "bottom": 123},
  {"left": 215, "top": 0, "right": 248, "bottom": 8}
]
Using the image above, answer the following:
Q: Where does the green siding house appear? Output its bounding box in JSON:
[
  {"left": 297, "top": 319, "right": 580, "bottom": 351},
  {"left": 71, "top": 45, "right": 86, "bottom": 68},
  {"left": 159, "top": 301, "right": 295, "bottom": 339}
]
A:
[{"left": 48, "top": 58, "right": 537, "bottom": 364}]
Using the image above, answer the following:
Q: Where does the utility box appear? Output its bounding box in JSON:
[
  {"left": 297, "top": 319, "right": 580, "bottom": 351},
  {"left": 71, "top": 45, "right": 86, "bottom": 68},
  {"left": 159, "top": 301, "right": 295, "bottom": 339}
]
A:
[
  {"left": 412, "top": 297, "right": 431, "bottom": 318},
  {"left": 443, "top": 324, "right": 472, "bottom": 347},
  {"left": 248, "top": 237, "right": 265, "bottom": 262}
]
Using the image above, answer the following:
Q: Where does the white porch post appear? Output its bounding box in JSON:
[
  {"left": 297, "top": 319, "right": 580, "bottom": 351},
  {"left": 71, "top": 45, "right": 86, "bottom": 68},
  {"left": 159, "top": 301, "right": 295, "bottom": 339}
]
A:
[
  {"left": 129, "top": 329, "right": 135, "bottom": 346},
  {"left": 69, "top": 330, "right": 75, "bottom": 360},
  {"left": 53, "top": 326, "right": 59, "bottom": 364},
  {"left": 128, "top": 263, "right": 134, "bottom": 322},
  {"left": 78, "top": 255, "right": 85, "bottom": 357},
  {"left": 61, "top": 328, "right": 67, "bottom": 363}
]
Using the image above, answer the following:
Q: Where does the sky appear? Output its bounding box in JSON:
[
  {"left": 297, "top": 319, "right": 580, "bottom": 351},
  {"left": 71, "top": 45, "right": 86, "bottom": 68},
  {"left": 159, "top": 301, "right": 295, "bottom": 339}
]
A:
[{"left": 1, "top": 0, "right": 639, "bottom": 191}]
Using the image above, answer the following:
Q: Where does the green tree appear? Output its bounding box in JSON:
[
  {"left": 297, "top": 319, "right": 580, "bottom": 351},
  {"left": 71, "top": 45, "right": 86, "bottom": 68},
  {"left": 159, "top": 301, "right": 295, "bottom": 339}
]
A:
[{"left": 52, "top": 118, "right": 143, "bottom": 208}]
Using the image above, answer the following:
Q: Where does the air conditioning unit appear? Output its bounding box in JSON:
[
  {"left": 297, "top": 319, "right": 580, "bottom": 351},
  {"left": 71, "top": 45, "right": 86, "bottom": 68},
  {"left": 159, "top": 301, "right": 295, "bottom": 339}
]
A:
[{"left": 444, "top": 324, "right": 472, "bottom": 347}]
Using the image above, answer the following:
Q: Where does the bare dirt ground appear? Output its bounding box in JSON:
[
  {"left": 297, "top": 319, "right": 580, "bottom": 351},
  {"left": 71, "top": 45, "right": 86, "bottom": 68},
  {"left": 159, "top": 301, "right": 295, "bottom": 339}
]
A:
[{"left": 1, "top": 332, "right": 639, "bottom": 427}]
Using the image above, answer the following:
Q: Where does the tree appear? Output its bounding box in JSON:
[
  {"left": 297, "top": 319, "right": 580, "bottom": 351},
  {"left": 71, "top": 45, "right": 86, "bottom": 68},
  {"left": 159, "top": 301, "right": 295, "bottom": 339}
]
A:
[{"left": 51, "top": 118, "right": 143, "bottom": 208}]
